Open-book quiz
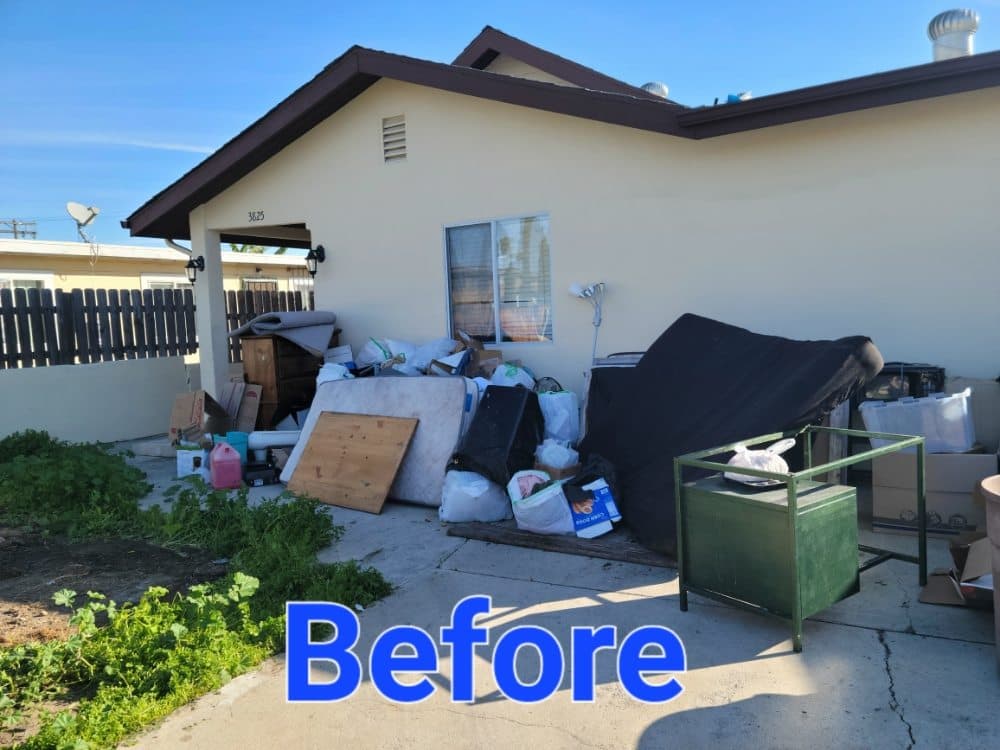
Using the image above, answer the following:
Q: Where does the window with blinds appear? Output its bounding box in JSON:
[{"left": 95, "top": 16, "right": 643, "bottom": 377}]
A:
[{"left": 445, "top": 214, "right": 552, "bottom": 344}]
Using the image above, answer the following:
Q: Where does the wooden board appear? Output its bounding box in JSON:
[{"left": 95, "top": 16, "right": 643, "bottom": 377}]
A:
[
  {"left": 446, "top": 521, "right": 676, "bottom": 569},
  {"left": 287, "top": 412, "right": 418, "bottom": 513}
]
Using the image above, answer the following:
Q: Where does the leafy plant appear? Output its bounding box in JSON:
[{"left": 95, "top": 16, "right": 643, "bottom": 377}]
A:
[
  {"left": 156, "top": 480, "right": 391, "bottom": 617},
  {"left": 4, "top": 576, "right": 282, "bottom": 749},
  {"left": 0, "top": 434, "right": 393, "bottom": 748},
  {"left": 0, "top": 429, "right": 65, "bottom": 460},
  {"left": 0, "top": 432, "right": 150, "bottom": 539}
]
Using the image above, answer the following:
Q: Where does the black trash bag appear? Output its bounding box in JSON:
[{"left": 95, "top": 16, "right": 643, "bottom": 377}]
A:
[{"left": 562, "top": 454, "right": 619, "bottom": 506}]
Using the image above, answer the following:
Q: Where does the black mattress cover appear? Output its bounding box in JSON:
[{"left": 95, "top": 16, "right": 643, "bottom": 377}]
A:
[{"left": 579, "top": 313, "right": 884, "bottom": 555}]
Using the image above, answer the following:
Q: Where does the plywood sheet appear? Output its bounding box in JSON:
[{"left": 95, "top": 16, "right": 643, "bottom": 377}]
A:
[
  {"left": 287, "top": 412, "right": 417, "bottom": 513},
  {"left": 279, "top": 377, "right": 473, "bottom": 506}
]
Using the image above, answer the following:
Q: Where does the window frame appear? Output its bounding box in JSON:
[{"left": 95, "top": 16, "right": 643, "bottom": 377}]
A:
[
  {"left": 442, "top": 212, "right": 553, "bottom": 345},
  {"left": 140, "top": 274, "right": 191, "bottom": 291},
  {"left": 0, "top": 270, "right": 54, "bottom": 291},
  {"left": 240, "top": 277, "right": 280, "bottom": 293}
]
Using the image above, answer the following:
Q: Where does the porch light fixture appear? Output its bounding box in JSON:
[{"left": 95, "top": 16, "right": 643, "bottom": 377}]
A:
[
  {"left": 305, "top": 245, "right": 326, "bottom": 277},
  {"left": 185, "top": 255, "right": 205, "bottom": 284}
]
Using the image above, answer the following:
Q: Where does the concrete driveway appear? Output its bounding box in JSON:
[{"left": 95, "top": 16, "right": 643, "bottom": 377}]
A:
[{"left": 128, "top": 454, "right": 999, "bottom": 750}]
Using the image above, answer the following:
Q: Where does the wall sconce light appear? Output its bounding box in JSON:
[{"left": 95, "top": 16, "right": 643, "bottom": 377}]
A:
[
  {"left": 185, "top": 255, "right": 205, "bottom": 284},
  {"left": 569, "top": 281, "right": 606, "bottom": 363},
  {"left": 306, "top": 245, "right": 326, "bottom": 277}
]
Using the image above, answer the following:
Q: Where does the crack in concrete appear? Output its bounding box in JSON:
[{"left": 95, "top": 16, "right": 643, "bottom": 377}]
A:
[
  {"left": 888, "top": 565, "right": 918, "bottom": 635},
  {"left": 435, "top": 538, "right": 468, "bottom": 568},
  {"left": 878, "top": 630, "right": 916, "bottom": 748}
]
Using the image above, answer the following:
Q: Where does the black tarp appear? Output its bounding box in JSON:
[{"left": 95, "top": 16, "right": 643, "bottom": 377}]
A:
[{"left": 579, "top": 314, "right": 884, "bottom": 556}]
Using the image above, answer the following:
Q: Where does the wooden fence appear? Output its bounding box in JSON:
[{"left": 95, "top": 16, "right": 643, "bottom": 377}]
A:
[{"left": 0, "top": 288, "right": 314, "bottom": 369}]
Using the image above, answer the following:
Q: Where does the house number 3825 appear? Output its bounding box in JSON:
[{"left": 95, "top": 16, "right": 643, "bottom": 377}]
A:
[{"left": 248, "top": 210, "right": 265, "bottom": 222}]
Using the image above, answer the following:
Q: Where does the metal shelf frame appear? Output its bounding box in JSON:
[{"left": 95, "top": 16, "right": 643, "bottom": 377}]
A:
[{"left": 674, "top": 425, "right": 927, "bottom": 652}]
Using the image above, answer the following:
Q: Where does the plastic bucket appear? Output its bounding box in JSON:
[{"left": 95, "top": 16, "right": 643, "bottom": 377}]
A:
[{"left": 980, "top": 474, "right": 1000, "bottom": 671}]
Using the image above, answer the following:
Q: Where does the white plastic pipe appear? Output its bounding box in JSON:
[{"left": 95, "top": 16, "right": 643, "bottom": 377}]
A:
[{"left": 247, "top": 431, "right": 301, "bottom": 450}]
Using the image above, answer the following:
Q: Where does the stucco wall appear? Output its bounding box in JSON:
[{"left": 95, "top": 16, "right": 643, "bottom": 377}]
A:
[
  {"left": 196, "top": 79, "right": 1000, "bottom": 402},
  {"left": 0, "top": 357, "right": 199, "bottom": 443}
]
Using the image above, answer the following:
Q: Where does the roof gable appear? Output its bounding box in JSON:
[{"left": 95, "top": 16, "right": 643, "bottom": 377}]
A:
[
  {"left": 125, "top": 46, "right": 682, "bottom": 240},
  {"left": 453, "top": 26, "right": 664, "bottom": 100},
  {"left": 125, "top": 27, "right": 1000, "bottom": 242}
]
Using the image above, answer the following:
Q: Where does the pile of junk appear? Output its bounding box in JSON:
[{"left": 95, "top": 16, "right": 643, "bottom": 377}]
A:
[{"left": 167, "top": 311, "right": 908, "bottom": 558}]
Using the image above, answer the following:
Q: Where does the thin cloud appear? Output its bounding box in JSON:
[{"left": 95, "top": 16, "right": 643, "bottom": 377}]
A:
[{"left": 0, "top": 129, "right": 215, "bottom": 154}]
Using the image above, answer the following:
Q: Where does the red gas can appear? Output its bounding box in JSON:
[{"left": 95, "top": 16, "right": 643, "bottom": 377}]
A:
[{"left": 210, "top": 442, "right": 243, "bottom": 490}]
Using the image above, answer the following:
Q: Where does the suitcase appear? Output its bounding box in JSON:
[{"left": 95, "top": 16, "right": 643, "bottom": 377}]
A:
[{"left": 450, "top": 386, "right": 543, "bottom": 485}]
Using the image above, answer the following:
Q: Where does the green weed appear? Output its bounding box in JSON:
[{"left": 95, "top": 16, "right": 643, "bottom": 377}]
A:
[{"left": 0, "top": 431, "right": 393, "bottom": 748}]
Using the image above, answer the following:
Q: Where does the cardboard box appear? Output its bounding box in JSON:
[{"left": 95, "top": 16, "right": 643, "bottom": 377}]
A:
[
  {"left": 324, "top": 345, "right": 355, "bottom": 369},
  {"left": 169, "top": 390, "right": 232, "bottom": 444},
  {"left": 218, "top": 379, "right": 246, "bottom": 420},
  {"left": 919, "top": 535, "right": 994, "bottom": 608},
  {"left": 872, "top": 451, "right": 997, "bottom": 536},
  {"left": 455, "top": 330, "right": 503, "bottom": 378},
  {"left": 534, "top": 461, "right": 582, "bottom": 480},
  {"left": 235, "top": 385, "right": 263, "bottom": 433}
]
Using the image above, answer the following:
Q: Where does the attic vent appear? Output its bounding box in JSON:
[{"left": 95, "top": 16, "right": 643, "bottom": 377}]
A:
[{"left": 382, "top": 115, "right": 406, "bottom": 162}]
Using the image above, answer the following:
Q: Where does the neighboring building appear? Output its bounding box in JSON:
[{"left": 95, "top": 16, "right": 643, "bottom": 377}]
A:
[
  {"left": 0, "top": 238, "right": 312, "bottom": 295},
  {"left": 122, "top": 25, "right": 1000, "bottom": 408}
]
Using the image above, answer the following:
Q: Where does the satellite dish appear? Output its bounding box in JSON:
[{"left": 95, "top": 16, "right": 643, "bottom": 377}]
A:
[
  {"left": 66, "top": 201, "right": 101, "bottom": 265},
  {"left": 66, "top": 201, "right": 100, "bottom": 229}
]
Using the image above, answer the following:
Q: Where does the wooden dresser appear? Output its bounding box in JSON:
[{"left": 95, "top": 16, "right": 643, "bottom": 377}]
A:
[{"left": 240, "top": 335, "right": 323, "bottom": 428}]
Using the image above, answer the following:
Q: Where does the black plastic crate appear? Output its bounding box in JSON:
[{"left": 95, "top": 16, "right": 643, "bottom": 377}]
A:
[{"left": 863, "top": 362, "right": 946, "bottom": 401}]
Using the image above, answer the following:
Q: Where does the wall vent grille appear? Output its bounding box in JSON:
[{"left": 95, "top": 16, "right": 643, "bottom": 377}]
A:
[{"left": 382, "top": 115, "right": 406, "bottom": 162}]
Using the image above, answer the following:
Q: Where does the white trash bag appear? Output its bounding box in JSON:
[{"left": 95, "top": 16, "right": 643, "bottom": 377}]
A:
[
  {"left": 316, "top": 363, "right": 354, "bottom": 386},
  {"left": 411, "top": 337, "right": 459, "bottom": 372},
  {"left": 506, "top": 470, "right": 574, "bottom": 535},
  {"left": 724, "top": 438, "right": 796, "bottom": 486},
  {"left": 535, "top": 439, "right": 579, "bottom": 470},
  {"left": 538, "top": 391, "right": 581, "bottom": 444},
  {"left": 439, "top": 470, "right": 512, "bottom": 523},
  {"left": 490, "top": 363, "right": 536, "bottom": 390},
  {"left": 357, "top": 338, "right": 393, "bottom": 367},
  {"left": 385, "top": 338, "right": 417, "bottom": 365}
]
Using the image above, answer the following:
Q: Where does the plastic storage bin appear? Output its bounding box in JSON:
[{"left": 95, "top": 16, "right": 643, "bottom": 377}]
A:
[{"left": 859, "top": 388, "right": 975, "bottom": 453}]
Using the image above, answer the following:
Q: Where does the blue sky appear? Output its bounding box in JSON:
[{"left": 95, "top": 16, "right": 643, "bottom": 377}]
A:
[{"left": 2, "top": 1, "right": 998, "bottom": 248}]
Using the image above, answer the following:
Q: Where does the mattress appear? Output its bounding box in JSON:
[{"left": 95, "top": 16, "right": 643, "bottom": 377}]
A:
[{"left": 280, "top": 376, "right": 477, "bottom": 506}]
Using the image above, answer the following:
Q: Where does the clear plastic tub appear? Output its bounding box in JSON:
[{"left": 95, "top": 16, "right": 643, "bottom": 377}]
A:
[{"left": 859, "top": 388, "right": 975, "bottom": 453}]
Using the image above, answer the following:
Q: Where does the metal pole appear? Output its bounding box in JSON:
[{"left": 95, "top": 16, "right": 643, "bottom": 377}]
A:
[
  {"left": 674, "top": 458, "right": 687, "bottom": 612},
  {"left": 788, "top": 477, "right": 803, "bottom": 652},
  {"left": 916, "top": 441, "right": 927, "bottom": 586}
]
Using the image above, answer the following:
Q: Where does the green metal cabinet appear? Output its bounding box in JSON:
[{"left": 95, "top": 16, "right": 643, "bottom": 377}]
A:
[
  {"left": 674, "top": 425, "right": 928, "bottom": 653},
  {"left": 680, "top": 476, "right": 859, "bottom": 620}
]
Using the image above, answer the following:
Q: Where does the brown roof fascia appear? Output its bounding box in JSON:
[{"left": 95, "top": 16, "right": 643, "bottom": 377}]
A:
[
  {"left": 125, "top": 47, "right": 377, "bottom": 239},
  {"left": 453, "top": 25, "right": 679, "bottom": 104},
  {"left": 359, "top": 48, "right": 684, "bottom": 131},
  {"left": 126, "top": 48, "right": 683, "bottom": 239},
  {"left": 126, "top": 42, "right": 1000, "bottom": 240},
  {"left": 677, "top": 50, "right": 1000, "bottom": 138}
]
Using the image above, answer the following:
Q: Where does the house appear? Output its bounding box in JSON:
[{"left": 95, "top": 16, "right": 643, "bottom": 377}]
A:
[
  {"left": 123, "top": 24, "right": 1000, "bottom": 443},
  {"left": 0, "top": 238, "right": 312, "bottom": 295}
]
